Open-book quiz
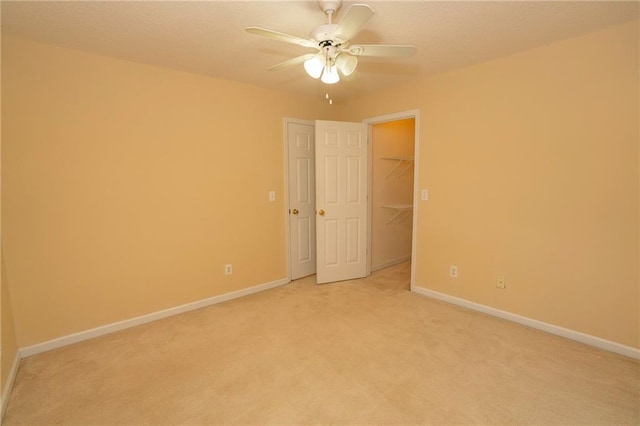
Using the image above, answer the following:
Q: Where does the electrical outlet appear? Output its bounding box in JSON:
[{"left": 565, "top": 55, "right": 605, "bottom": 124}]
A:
[
  {"left": 421, "top": 189, "right": 429, "bottom": 201},
  {"left": 225, "top": 264, "right": 233, "bottom": 275},
  {"left": 450, "top": 265, "right": 458, "bottom": 278},
  {"left": 496, "top": 276, "right": 506, "bottom": 289}
]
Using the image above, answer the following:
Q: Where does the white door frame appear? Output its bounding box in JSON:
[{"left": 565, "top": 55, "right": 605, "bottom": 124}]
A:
[
  {"left": 284, "top": 117, "right": 315, "bottom": 281},
  {"left": 363, "top": 110, "right": 420, "bottom": 289}
]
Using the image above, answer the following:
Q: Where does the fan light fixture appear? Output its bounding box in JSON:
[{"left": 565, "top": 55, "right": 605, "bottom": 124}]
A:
[
  {"left": 304, "top": 52, "right": 356, "bottom": 84},
  {"left": 304, "top": 52, "right": 341, "bottom": 84}
]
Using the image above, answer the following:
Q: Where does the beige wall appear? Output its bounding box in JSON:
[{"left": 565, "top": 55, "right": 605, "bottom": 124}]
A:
[
  {"left": 2, "top": 19, "right": 638, "bottom": 352},
  {"left": 1, "top": 37, "right": 334, "bottom": 347},
  {"left": 341, "top": 20, "right": 639, "bottom": 348},
  {"left": 371, "top": 119, "right": 414, "bottom": 269}
]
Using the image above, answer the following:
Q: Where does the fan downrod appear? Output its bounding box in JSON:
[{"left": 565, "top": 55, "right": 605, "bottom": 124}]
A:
[{"left": 319, "top": 0, "right": 342, "bottom": 22}]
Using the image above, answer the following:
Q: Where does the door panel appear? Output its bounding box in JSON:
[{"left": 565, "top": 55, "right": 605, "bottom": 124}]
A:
[
  {"left": 296, "top": 217, "right": 311, "bottom": 261},
  {"left": 288, "top": 122, "right": 316, "bottom": 280},
  {"left": 296, "top": 158, "right": 311, "bottom": 204},
  {"left": 346, "top": 156, "right": 361, "bottom": 203},
  {"left": 324, "top": 219, "right": 339, "bottom": 265},
  {"left": 315, "top": 120, "right": 368, "bottom": 284},
  {"left": 324, "top": 156, "right": 338, "bottom": 204}
]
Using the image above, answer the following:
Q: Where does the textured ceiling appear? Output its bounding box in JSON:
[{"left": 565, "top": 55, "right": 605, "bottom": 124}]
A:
[{"left": 2, "top": 1, "right": 638, "bottom": 102}]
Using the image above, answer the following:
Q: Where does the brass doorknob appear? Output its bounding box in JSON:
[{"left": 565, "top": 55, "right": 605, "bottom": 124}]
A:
[
  {"left": 292, "top": 209, "right": 299, "bottom": 215},
  {"left": 318, "top": 210, "right": 325, "bottom": 216}
]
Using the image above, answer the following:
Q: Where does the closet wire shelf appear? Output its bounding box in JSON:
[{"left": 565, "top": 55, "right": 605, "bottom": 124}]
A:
[
  {"left": 381, "top": 204, "right": 413, "bottom": 224},
  {"left": 381, "top": 156, "right": 414, "bottom": 179}
]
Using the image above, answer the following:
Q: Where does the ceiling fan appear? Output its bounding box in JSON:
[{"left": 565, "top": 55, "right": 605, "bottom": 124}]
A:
[{"left": 245, "top": 0, "right": 416, "bottom": 84}]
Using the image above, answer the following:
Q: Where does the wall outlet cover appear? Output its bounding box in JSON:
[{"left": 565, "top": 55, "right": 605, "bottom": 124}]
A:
[
  {"left": 450, "top": 265, "right": 458, "bottom": 278},
  {"left": 497, "top": 277, "right": 506, "bottom": 289}
]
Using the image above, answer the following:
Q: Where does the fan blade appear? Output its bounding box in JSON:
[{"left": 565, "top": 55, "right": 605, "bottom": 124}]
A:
[
  {"left": 347, "top": 44, "right": 416, "bottom": 57},
  {"left": 334, "top": 4, "right": 374, "bottom": 42},
  {"left": 245, "top": 26, "right": 318, "bottom": 49},
  {"left": 267, "top": 54, "right": 316, "bottom": 71}
]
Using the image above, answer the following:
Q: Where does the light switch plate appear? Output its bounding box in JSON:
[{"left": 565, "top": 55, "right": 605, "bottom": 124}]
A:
[
  {"left": 421, "top": 189, "right": 429, "bottom": 201},
  {"left": 268, "top": 191, "right": 276, "bottom": 202}
]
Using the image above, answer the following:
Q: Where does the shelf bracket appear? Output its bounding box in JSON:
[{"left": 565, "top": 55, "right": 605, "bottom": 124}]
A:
[{"left": 382, "top": 157, "right": 414, "bottom": 179}]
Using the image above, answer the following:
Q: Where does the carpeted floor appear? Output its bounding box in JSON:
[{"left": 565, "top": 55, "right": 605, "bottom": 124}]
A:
[{"left": 3, "top": 262, "right": 639, "bottom": 425}]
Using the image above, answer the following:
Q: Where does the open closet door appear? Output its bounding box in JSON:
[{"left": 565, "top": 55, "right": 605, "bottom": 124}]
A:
[{"left": 315, "top": 120, "right": 368, "bottom": 284}]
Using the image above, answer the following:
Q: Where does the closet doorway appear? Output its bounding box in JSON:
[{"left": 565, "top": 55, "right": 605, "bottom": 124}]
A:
[
  {"left": 369, "top": 117, "right": 415, "bottom": 272},
  {"left": 364, "top": 110, "right": 420, "bottom": 289}
]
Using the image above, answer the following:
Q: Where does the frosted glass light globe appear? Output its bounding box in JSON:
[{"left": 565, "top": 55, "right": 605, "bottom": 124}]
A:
[
  {"left": 336, "top": 54, "right": 357, "bottom": 76},
  {"left": 304, "top": 56, "right": 324, "bottom": 79},
  {"left": 321, "top": 65, "right": 340, "bottom": 84}
]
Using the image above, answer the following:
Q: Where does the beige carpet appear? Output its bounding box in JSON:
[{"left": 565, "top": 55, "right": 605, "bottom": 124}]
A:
[{"left": 3, "top": 262, "right": 639, "bottom": 425}]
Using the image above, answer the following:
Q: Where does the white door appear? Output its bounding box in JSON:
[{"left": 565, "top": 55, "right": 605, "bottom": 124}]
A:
[
  {"left": 315, "top": 120, "right": 368, "bottom": 284},
  {"left": 287, "top": 122, "right": 316, "bottom": 279}
]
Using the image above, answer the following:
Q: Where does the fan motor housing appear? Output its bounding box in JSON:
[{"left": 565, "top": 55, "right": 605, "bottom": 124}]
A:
[{"left": 309, "top": 24, "right": 339, "bottom": 45}]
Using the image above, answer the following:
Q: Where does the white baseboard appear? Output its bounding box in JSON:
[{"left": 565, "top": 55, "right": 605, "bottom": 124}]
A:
[
  {"left": 372, "top": 256, "right": 411, "bottom": 272},
  {"left": 1, "top": 351, "right": 20, "bottom": 421},
  {"left": 20, "top": 277, "right": 290, "bottom": 358},
  {"left": 412, "top": 285, "right": 640, "bottom": 360}
]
